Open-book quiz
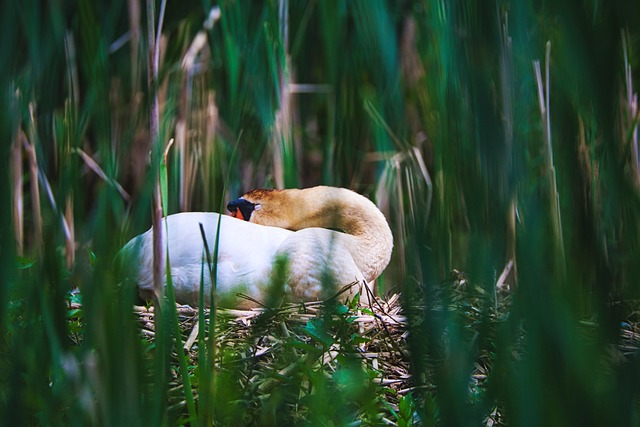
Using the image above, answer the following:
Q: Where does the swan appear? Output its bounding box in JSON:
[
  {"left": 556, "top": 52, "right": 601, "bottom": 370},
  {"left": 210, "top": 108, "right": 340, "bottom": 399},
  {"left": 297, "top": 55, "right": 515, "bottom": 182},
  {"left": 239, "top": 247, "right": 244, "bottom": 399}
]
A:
[{"left": 119, "top": 186, "right": 393, "bottom": 307}]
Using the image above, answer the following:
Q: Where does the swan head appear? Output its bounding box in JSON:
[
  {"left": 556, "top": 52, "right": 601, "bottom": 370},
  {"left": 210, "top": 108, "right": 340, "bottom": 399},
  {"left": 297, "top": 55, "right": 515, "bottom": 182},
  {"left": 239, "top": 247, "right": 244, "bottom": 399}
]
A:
[
  {"left": 227, "top": 188, "right": 338, "bottom": 230},
  {"left": 227, "top": 197, "right": 259, "bottom": 221},
  {"left": 227, "top": 189, "right": 294, "bottom": 228}
]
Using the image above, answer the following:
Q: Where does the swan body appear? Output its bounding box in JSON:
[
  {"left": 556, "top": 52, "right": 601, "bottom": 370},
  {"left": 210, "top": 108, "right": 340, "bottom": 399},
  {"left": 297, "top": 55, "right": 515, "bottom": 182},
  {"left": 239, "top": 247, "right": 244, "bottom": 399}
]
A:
[
  {"left": 119, "top": 186, "right": 393, "bottom": 307},
  {"left": 120, "top": 213, "right": 292, "bottom": 305}
]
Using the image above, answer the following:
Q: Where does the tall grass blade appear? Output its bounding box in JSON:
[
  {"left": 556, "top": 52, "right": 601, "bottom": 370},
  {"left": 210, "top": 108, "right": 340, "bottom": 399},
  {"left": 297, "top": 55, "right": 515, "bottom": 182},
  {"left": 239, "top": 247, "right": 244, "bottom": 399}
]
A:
[{"left": 198, "top": 222, "right": 217, "bottom": 425}]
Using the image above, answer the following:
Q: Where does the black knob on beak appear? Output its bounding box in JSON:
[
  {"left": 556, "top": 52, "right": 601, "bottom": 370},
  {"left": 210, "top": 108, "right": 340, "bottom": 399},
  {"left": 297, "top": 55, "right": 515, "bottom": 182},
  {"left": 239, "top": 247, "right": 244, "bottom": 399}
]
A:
[{"left": 227, "top": 198, "right": 256, "bottom": 221}]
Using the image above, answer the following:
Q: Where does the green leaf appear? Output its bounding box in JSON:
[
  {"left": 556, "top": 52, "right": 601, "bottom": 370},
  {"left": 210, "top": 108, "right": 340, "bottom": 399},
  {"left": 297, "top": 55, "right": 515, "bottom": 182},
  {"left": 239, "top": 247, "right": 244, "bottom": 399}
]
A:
[
  {"left": 66, "top": 308, "right": 83, "bottom": 319},
  {"left": 16, "top": 256, "right": 35, "bottom": 270},
  {"left": 69, "top": 292, "right": 82, "bottom": 305},
  {"left": 334, "top": 304, "right": 349, "bottom": 315},
  {"left": 348, "top": 292, "right": 361, "bottom": 309},
  {"left": 287, "top": 340, "right": 321, "bottom": 353},
  {"left": 87, "top": 247, "right": 97, "bottom": 267},
  {"left": 160, "top": 153, "right": 169, "bottom": 216},
  {"left": 304, "top": 318, "right": 335, "bottom": 348},
  {"left": 359, "top": 307, "right": 374, "bottom": 316},
  {"left": 351, "top": 334, "right": 370, "bottom": 345}
]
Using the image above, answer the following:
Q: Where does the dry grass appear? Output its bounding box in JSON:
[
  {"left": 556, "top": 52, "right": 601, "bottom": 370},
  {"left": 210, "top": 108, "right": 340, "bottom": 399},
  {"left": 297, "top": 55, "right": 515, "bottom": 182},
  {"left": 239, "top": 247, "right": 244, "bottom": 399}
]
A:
[{"left": 135, "top": 294, "right": 411, "bottom": 415}]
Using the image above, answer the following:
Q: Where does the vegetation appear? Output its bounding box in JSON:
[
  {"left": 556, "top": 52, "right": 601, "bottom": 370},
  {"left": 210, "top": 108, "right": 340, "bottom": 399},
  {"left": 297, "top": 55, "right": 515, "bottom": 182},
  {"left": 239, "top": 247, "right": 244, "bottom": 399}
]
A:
[{"left": 2, "top": 0, "right": 640, "bottom": 425}]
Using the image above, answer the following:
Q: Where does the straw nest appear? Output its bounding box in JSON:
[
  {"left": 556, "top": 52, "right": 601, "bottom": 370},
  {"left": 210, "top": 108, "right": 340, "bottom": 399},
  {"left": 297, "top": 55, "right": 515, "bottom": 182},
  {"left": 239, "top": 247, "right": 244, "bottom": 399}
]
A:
[
  {"left": 127, "top": 271, "right": 511, "bottom": 424},
  {"left": 133, "top": 293, "right": 412, "bottom": 412}
]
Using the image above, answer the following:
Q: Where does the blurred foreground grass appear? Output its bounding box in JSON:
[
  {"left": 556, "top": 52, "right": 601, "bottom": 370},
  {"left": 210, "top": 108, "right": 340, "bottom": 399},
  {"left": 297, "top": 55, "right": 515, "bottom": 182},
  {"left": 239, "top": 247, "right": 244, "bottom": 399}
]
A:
[{"left": 2, "top": 0, "right": 640, "bottom": 425}]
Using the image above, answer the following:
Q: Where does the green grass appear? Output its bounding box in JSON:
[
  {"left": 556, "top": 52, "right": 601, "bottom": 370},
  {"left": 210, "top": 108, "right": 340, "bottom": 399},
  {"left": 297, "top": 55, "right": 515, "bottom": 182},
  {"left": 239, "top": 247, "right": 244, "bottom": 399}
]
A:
[{"left": 2, "top": 0, "right": 640, "bottom": 425}]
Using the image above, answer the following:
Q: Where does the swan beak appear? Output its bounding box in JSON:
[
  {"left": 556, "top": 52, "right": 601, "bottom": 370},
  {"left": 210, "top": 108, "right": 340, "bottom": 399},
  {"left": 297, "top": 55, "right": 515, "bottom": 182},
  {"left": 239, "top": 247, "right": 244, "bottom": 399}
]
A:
[
  {"left": 230, "top": 208, "right": 244, "bottom": 220},
  {"left": 227, "top": 197, "right": 255, "bottom": 222}
]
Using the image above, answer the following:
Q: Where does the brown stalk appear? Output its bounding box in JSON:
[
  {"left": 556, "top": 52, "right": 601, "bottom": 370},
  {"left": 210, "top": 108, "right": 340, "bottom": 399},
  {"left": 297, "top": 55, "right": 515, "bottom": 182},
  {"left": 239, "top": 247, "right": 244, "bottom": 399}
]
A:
[
  {"left": 622, "top": 30, "right": 639, "bottom": 186},
  {"left": 204, "top": 90, "right": 219, "bottom": 204},
  {"left": 24, "top": 102, "right": 43, "bottom": 254},
  {"left": 175, "top": 119, "right": 189, "bottom": 210},
  {"left": 272, "top": 80, "right": 290, "bottom": 189},
  {"left": 128, "top": 0, "right": 141, "bottom": 102},
  {"left": 23, "top": 136, "right": 42, "bottom": 254},
  {"left": 272, "top": 0, "right": 293, "bottom": 189},
  {"left": 11, "top": 130, "right": 24, "bottom": 256},
  {"left": 533, "top": 42, "right": 566, "bottom": 280},
  {"left": 37, "top": 163, "right": 73, "bottom": 254},
  {"left": 146, "top": 0, "right": 167, "bottom": 305},
  {"left": 75, "top": 148, "right": 131, "bottom": 202},
  {"left": 499, "top": 12, "right": 517, "bottom": 288},
  {"left": 65, "top": 196, "right": 75, "bottom": 270}
]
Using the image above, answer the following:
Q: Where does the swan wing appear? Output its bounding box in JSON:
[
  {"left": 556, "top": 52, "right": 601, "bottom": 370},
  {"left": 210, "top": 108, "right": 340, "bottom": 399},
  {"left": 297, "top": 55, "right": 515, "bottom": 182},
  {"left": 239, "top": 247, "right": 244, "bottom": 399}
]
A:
[
  {"left": 120, "top": 212, "right": 292, "bottom": 305},
  {"left": 275, "top": 228, "right": 366, "bottom": 302}
]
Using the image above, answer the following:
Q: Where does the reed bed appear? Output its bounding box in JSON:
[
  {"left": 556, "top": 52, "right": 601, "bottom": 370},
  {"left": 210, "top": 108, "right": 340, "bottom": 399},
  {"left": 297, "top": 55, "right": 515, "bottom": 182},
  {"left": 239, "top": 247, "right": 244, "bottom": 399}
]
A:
[{"left": 3, "top": 0, "right": 640, "bottom": 425}]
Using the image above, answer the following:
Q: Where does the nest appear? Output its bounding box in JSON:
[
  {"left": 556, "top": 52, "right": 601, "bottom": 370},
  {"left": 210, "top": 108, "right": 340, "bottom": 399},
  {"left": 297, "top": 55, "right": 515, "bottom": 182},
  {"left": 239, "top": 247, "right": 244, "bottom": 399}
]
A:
[
  {"left": 133, "top": 293, "right": 414, "bottom": 421},
  {"left": 125, "top": 271, "right": 519, "bottom": 425}
]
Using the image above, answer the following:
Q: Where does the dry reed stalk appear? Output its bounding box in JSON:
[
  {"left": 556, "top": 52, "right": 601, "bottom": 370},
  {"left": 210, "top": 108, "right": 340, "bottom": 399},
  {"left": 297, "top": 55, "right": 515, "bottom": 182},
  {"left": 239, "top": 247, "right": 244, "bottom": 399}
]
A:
[
  {"left": 163, "top": 139, "right": 174, "bottom": 163},
  {"left": 533, "top": 42, "right": 566, "bottom": 278},
  {"left": 146, "top": 0, "right": 167, "bottom": 304},
  {"left": 64, "top": 31, "right": 80, "bottom": 112},
  {"left": 35, "top": 161, "right": 75, "bottom": 265},
  {"left": 622, "top": 30, "right": 639, "bottom": 186},
  {"left": 76, "top": 148, "right": 131, "bottom": 202},
  {"left": 174, "top": 118, "right": 190, "bottom": 210},
  {"left": 204, "top": 90, "right": 219, "bottom": 197},
  {"left": 62, "top": 31, "right": 79, "bottom": 270},
  {"left": 11, "top": 129, "right": 24, "bottom": 256},
  {"left": 499, "top": 12, "right": 517, "bottom": 288},
  {"left": 128, "top": 0, "right": 141, "bottom": 103},
  {"left": 181, "top": 7, "right": 220, "bottom": 71},
  {"left": 271, "top": 0, "right": 294, "bottom": 189},
  {"left": 495, "top": 259, "right": 513, "bottom": 291},
  {"left": 272, "top": 80, "right": 291, "bottom": 189},
  {"left": 24, "top": 106, "right": 43, "bottom": 254},
  {"left": 576, "top": 115, "right": 600, "bottom": 233}
]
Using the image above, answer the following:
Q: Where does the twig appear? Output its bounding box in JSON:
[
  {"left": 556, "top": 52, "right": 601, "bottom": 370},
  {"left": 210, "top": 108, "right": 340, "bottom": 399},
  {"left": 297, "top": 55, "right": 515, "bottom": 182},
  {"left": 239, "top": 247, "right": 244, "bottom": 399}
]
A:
[
  {"left": 495, "top": 259, "right": 513, "bottom": 290},
  {"left": 75, "top": 148, "right": 131, "bottom": 202},
  {"left": 184, "top": 321, "right": 199, "bottom": 352}
]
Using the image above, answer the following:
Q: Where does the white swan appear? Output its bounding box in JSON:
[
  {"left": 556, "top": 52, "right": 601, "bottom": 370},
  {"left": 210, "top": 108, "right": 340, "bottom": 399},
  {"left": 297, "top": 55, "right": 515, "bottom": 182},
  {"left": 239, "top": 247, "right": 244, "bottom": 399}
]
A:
[{"left": 119, "top": 186, "right": 393, "bottom": 307}]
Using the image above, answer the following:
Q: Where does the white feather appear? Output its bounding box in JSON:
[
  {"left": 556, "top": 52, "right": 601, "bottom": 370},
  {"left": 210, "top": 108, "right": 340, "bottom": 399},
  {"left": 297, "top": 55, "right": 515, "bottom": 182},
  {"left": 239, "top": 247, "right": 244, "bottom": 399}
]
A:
[{"left": 120, "top": 212, "right": 291, "bottom": 306}]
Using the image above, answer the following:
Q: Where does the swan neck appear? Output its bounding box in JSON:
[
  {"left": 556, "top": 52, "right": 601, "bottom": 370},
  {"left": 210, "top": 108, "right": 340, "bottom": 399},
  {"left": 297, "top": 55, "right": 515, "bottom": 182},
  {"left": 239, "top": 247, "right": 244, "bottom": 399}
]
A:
[{"left": 288, "top": 187, "right": 394, "bottom": 281}]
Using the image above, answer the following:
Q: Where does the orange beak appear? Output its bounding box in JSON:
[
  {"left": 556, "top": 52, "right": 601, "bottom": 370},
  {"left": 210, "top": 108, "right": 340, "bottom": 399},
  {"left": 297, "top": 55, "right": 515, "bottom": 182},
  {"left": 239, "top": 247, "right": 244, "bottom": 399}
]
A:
[{"left": 230, "top": 208, "right": 244, "bottom": 221}]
